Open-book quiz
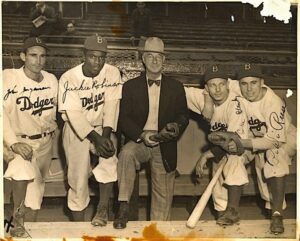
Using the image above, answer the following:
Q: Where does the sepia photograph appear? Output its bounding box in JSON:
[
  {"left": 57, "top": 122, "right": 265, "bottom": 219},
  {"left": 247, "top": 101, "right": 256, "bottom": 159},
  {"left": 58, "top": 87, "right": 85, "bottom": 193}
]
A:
[{"left": 1, "top": 1, "right": 298, "bottom": 240}]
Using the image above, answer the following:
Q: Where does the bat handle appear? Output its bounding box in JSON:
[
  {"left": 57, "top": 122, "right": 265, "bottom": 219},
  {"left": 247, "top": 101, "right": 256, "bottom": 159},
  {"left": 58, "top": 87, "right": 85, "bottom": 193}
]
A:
[{"left": 186, "top": 158, "right": 227, "bottom": 229}]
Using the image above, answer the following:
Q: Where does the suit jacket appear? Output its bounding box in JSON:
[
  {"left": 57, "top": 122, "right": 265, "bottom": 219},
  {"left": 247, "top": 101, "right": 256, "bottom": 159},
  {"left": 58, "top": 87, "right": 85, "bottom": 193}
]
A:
[{"left": 119, "top": 73, "right": 189, "bottom": 172}]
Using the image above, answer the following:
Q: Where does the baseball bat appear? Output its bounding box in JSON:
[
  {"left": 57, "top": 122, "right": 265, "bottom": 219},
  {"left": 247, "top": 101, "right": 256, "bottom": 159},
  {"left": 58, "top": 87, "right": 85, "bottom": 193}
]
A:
[{"left": 186, "top": 158, "right": 227, "bottom": 229}]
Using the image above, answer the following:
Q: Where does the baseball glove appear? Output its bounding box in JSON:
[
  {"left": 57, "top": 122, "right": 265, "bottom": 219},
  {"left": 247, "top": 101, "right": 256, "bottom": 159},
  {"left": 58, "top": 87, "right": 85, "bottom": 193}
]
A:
[
  {"left": 149, "top": 123, "right": 180, "bottom": 142},
  {"left": 208, "top": 131, "right": 245, "bottom": 156}
]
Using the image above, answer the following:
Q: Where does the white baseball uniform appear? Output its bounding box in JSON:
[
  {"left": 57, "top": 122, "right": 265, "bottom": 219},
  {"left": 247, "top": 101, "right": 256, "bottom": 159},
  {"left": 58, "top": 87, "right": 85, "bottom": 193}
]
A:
[
  {"left": 3, "top": 67, "right": 58, "bottom": 210},
  {"left": 229, "top": 80, "right": 296, "bottom": 209},
  {"left": 185, "top": 87, "right": 249, "bottom": 211},
  {"left": 58, "top": 63, "right": 122, "bottom": 211}
]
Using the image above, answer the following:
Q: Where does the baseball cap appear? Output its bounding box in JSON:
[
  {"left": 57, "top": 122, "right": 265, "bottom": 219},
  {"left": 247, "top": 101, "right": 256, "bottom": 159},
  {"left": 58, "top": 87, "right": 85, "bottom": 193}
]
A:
[
  {"left": 84, "top": 35, "right": 108, "bottom": 52},
  {"left": 237, "top": 63, "right": 263, "bottom": 79},
  {"left": 204, "top": 65, "right": 229, "bottom": 83},
  {"left": 22, "top": 37, "right": 48, "bottom": 52}
]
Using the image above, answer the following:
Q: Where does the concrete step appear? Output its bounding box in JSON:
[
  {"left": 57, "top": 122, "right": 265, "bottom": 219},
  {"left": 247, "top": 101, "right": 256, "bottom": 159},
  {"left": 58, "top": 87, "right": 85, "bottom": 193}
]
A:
[{"left": 5, "top": 219, "right": 296, "bottom": 239}]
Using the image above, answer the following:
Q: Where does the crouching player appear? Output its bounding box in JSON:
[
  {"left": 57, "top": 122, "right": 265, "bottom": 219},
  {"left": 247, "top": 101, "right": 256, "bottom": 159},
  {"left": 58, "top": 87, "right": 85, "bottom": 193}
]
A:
[
  {"left": 228, "top": 64, "right": 297, "bottom": 234},
  {"left": 185, "top": 65, "right": 250, "bottom": 226}
]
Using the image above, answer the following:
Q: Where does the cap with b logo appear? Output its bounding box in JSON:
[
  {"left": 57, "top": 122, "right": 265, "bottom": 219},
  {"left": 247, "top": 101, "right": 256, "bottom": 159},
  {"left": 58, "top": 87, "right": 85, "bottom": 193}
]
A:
[
  {"left": 84, "top": 35, "right": 108, "bottom": 52},
  {"left": 204, "top": 65, "right": 229, "bottom": 83},
  {"left": 237, "top": 63, "right": 263, "bottom": 79},
  {"left": 22, "top": 37, "right": 48, "bottom": 52}
]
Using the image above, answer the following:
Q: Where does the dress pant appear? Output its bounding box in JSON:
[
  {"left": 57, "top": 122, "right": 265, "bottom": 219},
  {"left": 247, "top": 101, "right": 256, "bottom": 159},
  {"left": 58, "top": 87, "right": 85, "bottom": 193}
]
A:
[{"left": 117, "top": 141, "right": 175, "bottom": 220}]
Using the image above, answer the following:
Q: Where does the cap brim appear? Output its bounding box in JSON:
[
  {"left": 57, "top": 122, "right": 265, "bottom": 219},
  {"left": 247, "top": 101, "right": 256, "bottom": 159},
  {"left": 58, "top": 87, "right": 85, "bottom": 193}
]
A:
[
  {"left": 83, "top": 46, "right": 108, "bottom": 52},
  {"left": 237, "top": 72, "right": 263, "bottom": 79},
  {"left": 22, "top": 44, "right": 49, "bottom": 52}
]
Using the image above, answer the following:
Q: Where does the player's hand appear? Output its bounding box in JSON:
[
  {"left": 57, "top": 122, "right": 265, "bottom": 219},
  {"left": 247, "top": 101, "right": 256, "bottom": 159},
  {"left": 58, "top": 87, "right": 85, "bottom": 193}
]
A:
[
  {"left": 195, "top": 153, "right": 209, "bottom": 178},
  {"left": 150, "top": 123, "right": 180, "bottom": 143},
  {"left": 3, "top": 145, "right": 15, "bottom": 163},
  {"left": 94, "top": 136, "right": 115, "bottom": 158},
  {"left": 11, "top": 142, "right": 33, "bottom": 161},
  {"left": 228, "top": 140, "right": 238, "bottom": 153},
  {"left": 141, "top": 131, "right": 159, "bottom": 147}
]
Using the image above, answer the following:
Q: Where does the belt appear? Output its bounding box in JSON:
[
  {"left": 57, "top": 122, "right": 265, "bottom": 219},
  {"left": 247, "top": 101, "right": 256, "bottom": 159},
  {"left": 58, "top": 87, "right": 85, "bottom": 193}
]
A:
[{"left": 20, "top": 131, "right": 55, "bottom": 140}]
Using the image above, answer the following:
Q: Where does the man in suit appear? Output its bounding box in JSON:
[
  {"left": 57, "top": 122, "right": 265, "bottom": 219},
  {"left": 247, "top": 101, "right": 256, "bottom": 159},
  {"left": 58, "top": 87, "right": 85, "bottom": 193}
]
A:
[{"left": 113, "top": 37, "right": 189, "bottom": 229}]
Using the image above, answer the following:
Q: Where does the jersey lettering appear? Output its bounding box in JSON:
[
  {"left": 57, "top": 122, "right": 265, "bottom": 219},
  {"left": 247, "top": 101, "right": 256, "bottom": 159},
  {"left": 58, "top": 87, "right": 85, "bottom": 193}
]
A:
[
  {"left": 211, "top": 122, "right": 228, "bottom": 132},
  {"left": 80, "top": 93, "right": 104, "bottom": 111},
  {"left": 16, "top": 96, "right": 55, "bottom": 116},
  {"left": 248, "top": 116, "right": 267, "bottom": 137}
]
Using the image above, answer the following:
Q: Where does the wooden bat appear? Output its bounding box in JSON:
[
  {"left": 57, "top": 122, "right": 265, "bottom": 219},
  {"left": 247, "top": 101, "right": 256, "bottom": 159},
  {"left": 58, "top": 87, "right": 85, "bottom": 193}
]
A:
[{"left": 186, "top": 158, "right": 227, "bottom": 229}]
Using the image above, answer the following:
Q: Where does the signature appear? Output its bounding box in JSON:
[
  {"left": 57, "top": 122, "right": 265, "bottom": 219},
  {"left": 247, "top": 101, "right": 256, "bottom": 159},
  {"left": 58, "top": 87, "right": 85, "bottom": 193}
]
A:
[
  {"left": 3, "top": 85, "right": 18, "bottom": 100},
  {"left": 62, "top": 79, "right": 122, "bottom": 103},
  {"left": 269, "top": 101, "right": 286, "bottom": 131},
  {"left": 21, "top": 86, "right": 51, "bottom": 97},
  {"left": 232, "top": 97, "right": 243, "bottom": 114}
]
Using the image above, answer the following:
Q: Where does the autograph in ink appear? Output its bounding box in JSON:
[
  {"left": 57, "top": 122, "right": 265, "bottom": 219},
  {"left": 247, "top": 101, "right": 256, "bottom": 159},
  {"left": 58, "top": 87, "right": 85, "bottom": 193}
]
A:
[
  {"left": 269, "top": 100, "right": 286, "bottom": 131},
  {"left": 62, "top": 79, "right": 123, "bottom": 103},
  {"left": 3, "top": 85, "right": 18, "bottom": 100}
]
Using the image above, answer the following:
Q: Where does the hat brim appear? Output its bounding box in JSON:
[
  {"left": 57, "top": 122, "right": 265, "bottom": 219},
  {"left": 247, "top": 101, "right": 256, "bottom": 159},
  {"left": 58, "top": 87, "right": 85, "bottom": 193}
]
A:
[
  {"left": 141, "top": 50, "right": 165, "bottom": 55},
  {"left": 22, "top": 43, "right": 49, "bottom": 52},
  {"left": 237, "top": 72, "right": 264, "bottom": 80},
  {"left": 83, "top": 46, "right": 108, "bottom": 53},
  {"left": 204, "top": 73, "right": 229, "bottom": 83}
]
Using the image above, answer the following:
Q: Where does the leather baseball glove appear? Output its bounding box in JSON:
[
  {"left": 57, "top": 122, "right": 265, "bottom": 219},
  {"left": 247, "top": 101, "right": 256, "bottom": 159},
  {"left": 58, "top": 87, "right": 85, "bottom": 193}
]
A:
[
  {"left": 149, "top": 122, "right": 180, "bottom": 142},
  {"left": 208, "top": 131, "right": 245, "bottom": 156}
]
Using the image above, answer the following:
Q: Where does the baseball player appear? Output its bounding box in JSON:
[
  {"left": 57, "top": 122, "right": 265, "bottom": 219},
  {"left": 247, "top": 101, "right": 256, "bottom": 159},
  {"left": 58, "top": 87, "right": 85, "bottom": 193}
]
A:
[
  {"left": 3, "top": 37, "right": 58, "bottom": 237},
  {"left": 58, "top": 35, "right": 122, "bottom": 226},
  {"left": 227, "top": 64, "right": 297, "bottom": 234},
  {"left": 185, "top": 65, "right": 250, "bottom": 226}
]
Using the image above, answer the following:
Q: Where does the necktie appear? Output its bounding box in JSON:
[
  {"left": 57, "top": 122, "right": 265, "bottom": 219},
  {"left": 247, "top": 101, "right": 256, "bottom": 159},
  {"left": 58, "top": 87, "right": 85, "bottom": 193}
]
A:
[{"left": 148, "top": 79, "right": 161, "bottom": 87}]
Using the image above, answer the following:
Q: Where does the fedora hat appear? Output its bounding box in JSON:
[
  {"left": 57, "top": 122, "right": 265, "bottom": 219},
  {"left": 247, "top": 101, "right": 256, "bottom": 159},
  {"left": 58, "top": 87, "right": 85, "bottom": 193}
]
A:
[{"left": 142, "top": 37, "right": 164, "bottom": 54}]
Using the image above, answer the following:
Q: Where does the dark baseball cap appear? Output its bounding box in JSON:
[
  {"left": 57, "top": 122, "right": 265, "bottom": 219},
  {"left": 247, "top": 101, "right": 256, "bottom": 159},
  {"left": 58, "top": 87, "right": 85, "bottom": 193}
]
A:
[
  {"left": 22, "top": 37, "right": 48, "bottom": 52},
  {"left": 237, "top": 63, "right": 263, "bottom": 79},
  {"left": 204, "top": 65, "right": 229, "bottom": 83},
  {"left": 84, "top": 35, "right": 108, "bottom": 52}
]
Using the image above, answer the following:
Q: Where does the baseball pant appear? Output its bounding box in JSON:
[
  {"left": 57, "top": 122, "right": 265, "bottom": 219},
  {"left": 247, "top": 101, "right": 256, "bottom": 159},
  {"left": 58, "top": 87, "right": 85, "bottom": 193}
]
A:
[
  {"left": 117, "top": 141, "right": 175, "bottom": 220},
  {"left": 63, "top": 123, "right": 117, "bottom": 211},
  {"left": 212, "top": 155, "right": 249, "bottom": 211},
  {"left": 16, "top": 134, "right": 54, "bottom": 210}
]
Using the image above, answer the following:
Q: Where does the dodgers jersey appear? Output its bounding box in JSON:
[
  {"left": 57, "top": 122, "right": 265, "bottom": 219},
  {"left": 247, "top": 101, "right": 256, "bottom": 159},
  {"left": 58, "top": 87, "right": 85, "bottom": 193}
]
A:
[
  {"left": 3, "top": 67, "right": 58, "bottom": 146},
  {"left": 58, "top": 63, "right": 122, "bottom": 128},
  {"left": 210, "top": 91, "right": 248, "bottom": 139},
  {"left": 185, "top": 87, "right": 248, "bottom": 138},
  {"left": 229, "top": 80, "right": 290, "bottom": 144}
]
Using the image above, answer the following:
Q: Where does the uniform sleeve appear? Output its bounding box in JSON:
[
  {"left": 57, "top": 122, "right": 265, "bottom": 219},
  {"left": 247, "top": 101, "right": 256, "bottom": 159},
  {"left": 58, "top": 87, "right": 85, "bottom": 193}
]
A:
[
  {"left": 228, "top": 79, "right": 242, "bottom": 96},
  {"left": 3, "top": 108, "right": 19, "bottom": 147},
  {"left": 104, "top": 67, "right": 122, "bottom": 101},
  {"left": 3, "top": 70, "right": 19, "bottom": 146},
  {"left": 184, "top": 87, "right": 204, "bottom": 115},
  {"left": 58, "top": 72, "right": 83, "bottom": 112},
  {"left": 226, "top": 96, "right": 248, "bottom": 139},
  {"left": 66, "top": 110, "right": 94, "bottom": 140},
  {"left": 102, "top": 99, "right": 120, "bottom": 132},
  {"left": 102, "top": 67, "right": 122, "bottom": 131}
]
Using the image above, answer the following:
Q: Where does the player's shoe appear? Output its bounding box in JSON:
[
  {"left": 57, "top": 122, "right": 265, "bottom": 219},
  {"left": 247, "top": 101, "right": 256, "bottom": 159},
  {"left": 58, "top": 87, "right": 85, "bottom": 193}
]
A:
[
  {"left": 270, "top": 212, "right": 284, "bottom": 234},
  {"left": 91, "top": 205, "right": 108, "bottom": 226},
  {"left": 216, "top": 207, "right": 240, "bottom": 226},
  {"left": 10, "top": 202, "right": 26, "bottom": 237},
  {"left": 113, "top": 201, "right": 129, "bottom": 229}
]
